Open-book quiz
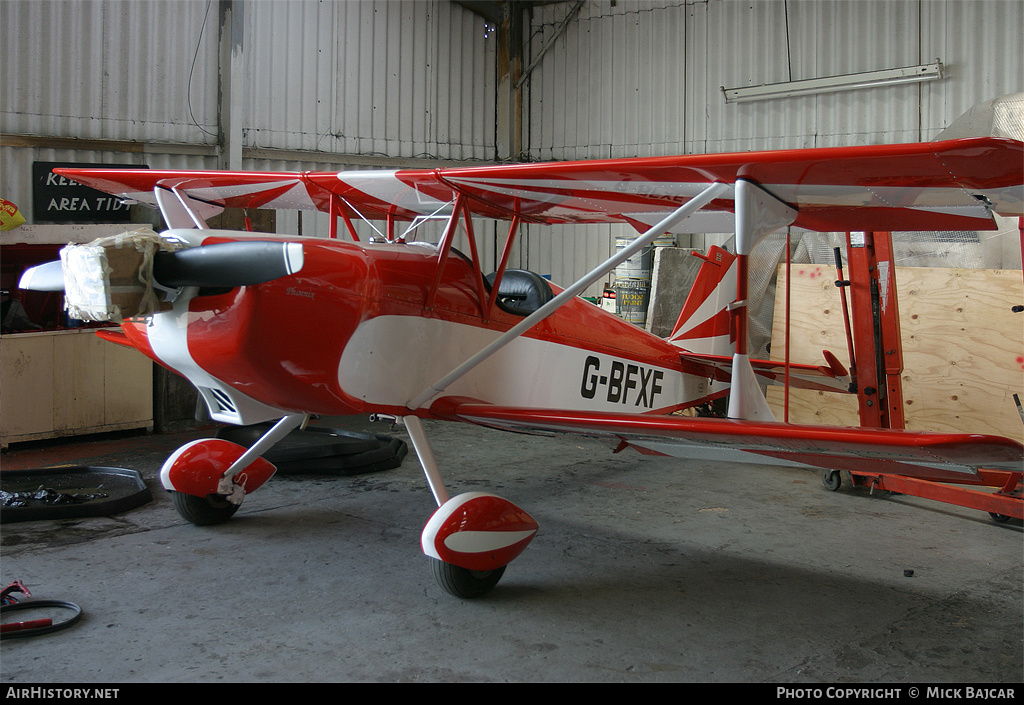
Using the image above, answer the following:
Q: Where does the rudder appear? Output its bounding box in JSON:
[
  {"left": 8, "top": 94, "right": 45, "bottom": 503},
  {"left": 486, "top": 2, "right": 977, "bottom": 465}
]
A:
[{"left": 666, "top": 245, "right": 737, "bottom": 356}]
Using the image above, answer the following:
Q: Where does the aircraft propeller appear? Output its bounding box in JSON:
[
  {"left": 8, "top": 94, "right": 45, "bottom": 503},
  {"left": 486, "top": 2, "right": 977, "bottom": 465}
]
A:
[{"left": 18, "top": 240, "right": 304, "bottom": 292}]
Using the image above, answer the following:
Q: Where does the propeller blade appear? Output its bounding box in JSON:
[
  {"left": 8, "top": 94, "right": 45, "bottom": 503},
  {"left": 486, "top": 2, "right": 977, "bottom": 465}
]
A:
[
  {"left": 153, "top": 241, "right": 304, "bottom": 288},
  {"left": 18, "top": 261, "right": 65, "bottom": 291}
]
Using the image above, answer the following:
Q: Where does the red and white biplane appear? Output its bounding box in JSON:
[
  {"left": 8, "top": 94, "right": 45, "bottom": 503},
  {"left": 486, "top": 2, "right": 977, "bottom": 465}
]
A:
[{"left": 20, "top": 136, "right": 1024, "bottom": 597}]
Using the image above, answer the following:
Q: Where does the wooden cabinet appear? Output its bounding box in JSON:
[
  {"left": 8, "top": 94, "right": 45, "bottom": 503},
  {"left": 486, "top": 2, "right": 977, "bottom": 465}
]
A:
[{"left": 1, "top": 329, "right": 153, "bottom": 447}]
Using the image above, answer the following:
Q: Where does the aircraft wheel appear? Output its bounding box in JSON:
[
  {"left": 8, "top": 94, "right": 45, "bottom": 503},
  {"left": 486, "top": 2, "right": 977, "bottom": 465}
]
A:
[
  {"left": 821, "top": 470, "right": 842, "bottom": 492},
  {"left": 430, "top": 559, "right": 506, "bottom": 598},
  {"left": 171, "top": 491, "right": 240, "bottom": 526}
]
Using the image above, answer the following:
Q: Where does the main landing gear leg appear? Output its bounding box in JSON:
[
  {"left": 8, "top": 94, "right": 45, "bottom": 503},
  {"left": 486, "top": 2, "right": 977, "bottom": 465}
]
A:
[
  {"left": 161, "top": 413, "right": 307, "bottom": 525},
  {"left": 402, "top": 416, "right": 539, "bottom": 598},
  {"left": 403, "top": 415, "right": 450, "bottom": 506}
]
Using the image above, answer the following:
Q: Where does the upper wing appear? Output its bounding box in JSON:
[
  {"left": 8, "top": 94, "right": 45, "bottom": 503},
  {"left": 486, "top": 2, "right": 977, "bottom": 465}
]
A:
[
  {"left": 436, "top": 401, "right": 1023, "bottom": 483},
  {"left": 56, "top": 137, "right": 1023, "bottom": 234},
  {"left": 48, "top": 169, "right": 334, "bottom": 213}
]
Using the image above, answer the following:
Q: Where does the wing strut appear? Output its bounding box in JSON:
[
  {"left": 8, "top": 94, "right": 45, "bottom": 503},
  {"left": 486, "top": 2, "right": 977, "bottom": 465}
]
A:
[
  {"left": 154, "top": 186, "right": 224, "bottom": 230},
  {"left": 405, "top": 181, "right": 731, "bottom": 410}
]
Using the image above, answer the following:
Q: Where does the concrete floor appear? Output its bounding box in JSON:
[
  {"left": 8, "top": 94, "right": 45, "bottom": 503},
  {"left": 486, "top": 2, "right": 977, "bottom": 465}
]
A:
[{"left": 1, "top": 415, "right": 1021, "bottom": 683}]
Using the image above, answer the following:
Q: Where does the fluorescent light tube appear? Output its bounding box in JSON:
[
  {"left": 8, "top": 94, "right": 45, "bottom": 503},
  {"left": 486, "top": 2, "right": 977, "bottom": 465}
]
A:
[{"left": 723, "top": 61, "right": 943, "bottom": 103}]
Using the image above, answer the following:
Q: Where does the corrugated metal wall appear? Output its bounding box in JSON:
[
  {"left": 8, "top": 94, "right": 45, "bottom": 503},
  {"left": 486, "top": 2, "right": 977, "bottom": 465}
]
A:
[
  {"left": 527, "top": 1, "right": 690, "bottom": 160},
  {"left": 526, "top": 0, "right": 1022, "bottom": 156},
  {"left": 2, "top": 0, "right": 217, "bottom": 145},
  {"left": 1, "top": 0, "right": 496, "bottom": 235},
  {"left": 245, "top": 0, "right": 495, "bottom": 160},
  {"left": 3, "top": 0, "right": 1021, "bottom": 291},
  {"left": 520, "top": 0, "right": 1023, "bottom": 289},
  {"left": 1, "top": 0, "right": 496, "bottom": 156}
]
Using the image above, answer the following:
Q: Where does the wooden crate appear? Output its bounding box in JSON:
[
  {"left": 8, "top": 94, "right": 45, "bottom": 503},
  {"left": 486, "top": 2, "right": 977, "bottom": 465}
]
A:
[
  {"left": 1, "top": 329, "right": 153, "bottom": 446},
  {"left": 767, "top": 264, "right": 1024, "bottom": 444}
]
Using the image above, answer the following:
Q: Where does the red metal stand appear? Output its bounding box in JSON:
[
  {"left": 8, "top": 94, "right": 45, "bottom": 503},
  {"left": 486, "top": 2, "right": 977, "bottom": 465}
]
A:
[
  {"left": 823, "top": 231, "right": 1022, "bottom": 522},
  {"left": 844, "top": 231, "right": 905, "bottom": 430}
]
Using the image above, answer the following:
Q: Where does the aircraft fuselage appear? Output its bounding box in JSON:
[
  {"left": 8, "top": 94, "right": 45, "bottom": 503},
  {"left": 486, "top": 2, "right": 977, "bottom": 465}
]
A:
[{"left": 119, "top": 230, "right": 713, "bottom": 426}]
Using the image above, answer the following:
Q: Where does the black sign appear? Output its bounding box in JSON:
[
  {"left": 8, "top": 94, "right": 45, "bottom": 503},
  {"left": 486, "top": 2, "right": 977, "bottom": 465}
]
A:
[{"left": 32, "top": 162, "right": 148, "bottom": 223}]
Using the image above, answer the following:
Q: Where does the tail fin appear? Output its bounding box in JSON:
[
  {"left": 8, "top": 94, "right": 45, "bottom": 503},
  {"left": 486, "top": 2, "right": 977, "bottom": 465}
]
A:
[
  {"left": 667, "top": 245, "right": 853, "bottom": 421},
  {"left": 666, "top": 246, "right": 736, "bottom": 356}
]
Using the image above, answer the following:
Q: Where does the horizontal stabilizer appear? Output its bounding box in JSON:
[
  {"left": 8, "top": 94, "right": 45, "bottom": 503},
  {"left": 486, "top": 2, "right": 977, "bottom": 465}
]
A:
[
  {"left": 153, "top": 241, "right": 304, "bottom": 288},
  {"left": 679, "top": 351, "right": 853, "bottom": 394}
]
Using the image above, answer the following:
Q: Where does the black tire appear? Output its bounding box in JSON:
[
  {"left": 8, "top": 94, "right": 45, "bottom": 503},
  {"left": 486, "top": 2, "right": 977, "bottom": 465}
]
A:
[
  {"left": 989, "top": 512, "right": 1011, "bottom": 523},
  {"left": 171, "top": 491, "right": 240, "bottom": 526},
  {"left": 822, "top": 470, "right": 842, "bottom": 491},
  {"left": 430, "top": 559, "right": 506, "bottom": 598}
]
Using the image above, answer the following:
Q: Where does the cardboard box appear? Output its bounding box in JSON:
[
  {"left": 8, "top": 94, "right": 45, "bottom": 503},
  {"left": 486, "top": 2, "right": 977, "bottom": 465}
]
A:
[{"left": 61, "top": 229, "right": 172, "bottom": 321}]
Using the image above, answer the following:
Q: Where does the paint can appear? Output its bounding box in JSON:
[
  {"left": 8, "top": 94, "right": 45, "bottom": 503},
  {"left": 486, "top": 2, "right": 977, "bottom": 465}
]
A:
[{"left": 614, "top": 235, "right": 675, "bottom": 325}]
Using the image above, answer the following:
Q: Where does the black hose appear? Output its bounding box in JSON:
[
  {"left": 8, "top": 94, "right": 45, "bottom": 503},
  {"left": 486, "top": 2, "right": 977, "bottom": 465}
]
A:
[{"left": 0, "top": 600, "right": 82, "bottom": 639}]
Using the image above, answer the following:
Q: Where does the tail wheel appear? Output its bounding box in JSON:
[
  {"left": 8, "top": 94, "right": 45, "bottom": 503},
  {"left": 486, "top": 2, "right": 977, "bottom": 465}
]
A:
[
  {"left": 430, "top": 559, "right": 506, "bottom": 598},
  {"left": 171, "top": 491, "right": 240, "bottom": 526}
]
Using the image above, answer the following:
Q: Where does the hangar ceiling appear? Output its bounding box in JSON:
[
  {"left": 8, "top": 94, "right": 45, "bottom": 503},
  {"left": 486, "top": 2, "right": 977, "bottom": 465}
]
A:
[
  {"left": 454, "top": 0, "right": 580, "bottom": 161},
  {"left": 455, "top": 1, "right": 571, "bottom": 26}
]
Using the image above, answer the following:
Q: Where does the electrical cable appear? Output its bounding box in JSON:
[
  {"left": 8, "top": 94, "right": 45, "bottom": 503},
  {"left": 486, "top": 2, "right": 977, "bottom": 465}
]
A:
[
  {"left": 0, "top": 600, "right": 82, "bottom": 639},
  {"left": 188, "top": 0, "right": 218, "bottom": 138}
]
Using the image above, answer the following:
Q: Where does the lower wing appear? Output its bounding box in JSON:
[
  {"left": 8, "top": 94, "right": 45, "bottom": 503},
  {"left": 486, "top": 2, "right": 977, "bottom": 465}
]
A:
[{"left": 435, "top": 401, "right": 1022, "bottom": 483}]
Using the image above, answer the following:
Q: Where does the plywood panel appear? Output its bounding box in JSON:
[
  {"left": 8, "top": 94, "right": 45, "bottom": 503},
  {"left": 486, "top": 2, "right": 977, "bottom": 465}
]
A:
[
  {"left": 0, "top": 333, "right": 55, "bottom": 438},
  {"left": 1, "top": 330, "right": 153, "bottom": 446},
  {"left": 767, "top": 265, "right": 1024, "bottom": 443},
  {"left": 53, "top": 331, "right": 107, "bottom": 431},
  {"left": 104, "top": 342, "right": 153, "bottom": 425}
]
